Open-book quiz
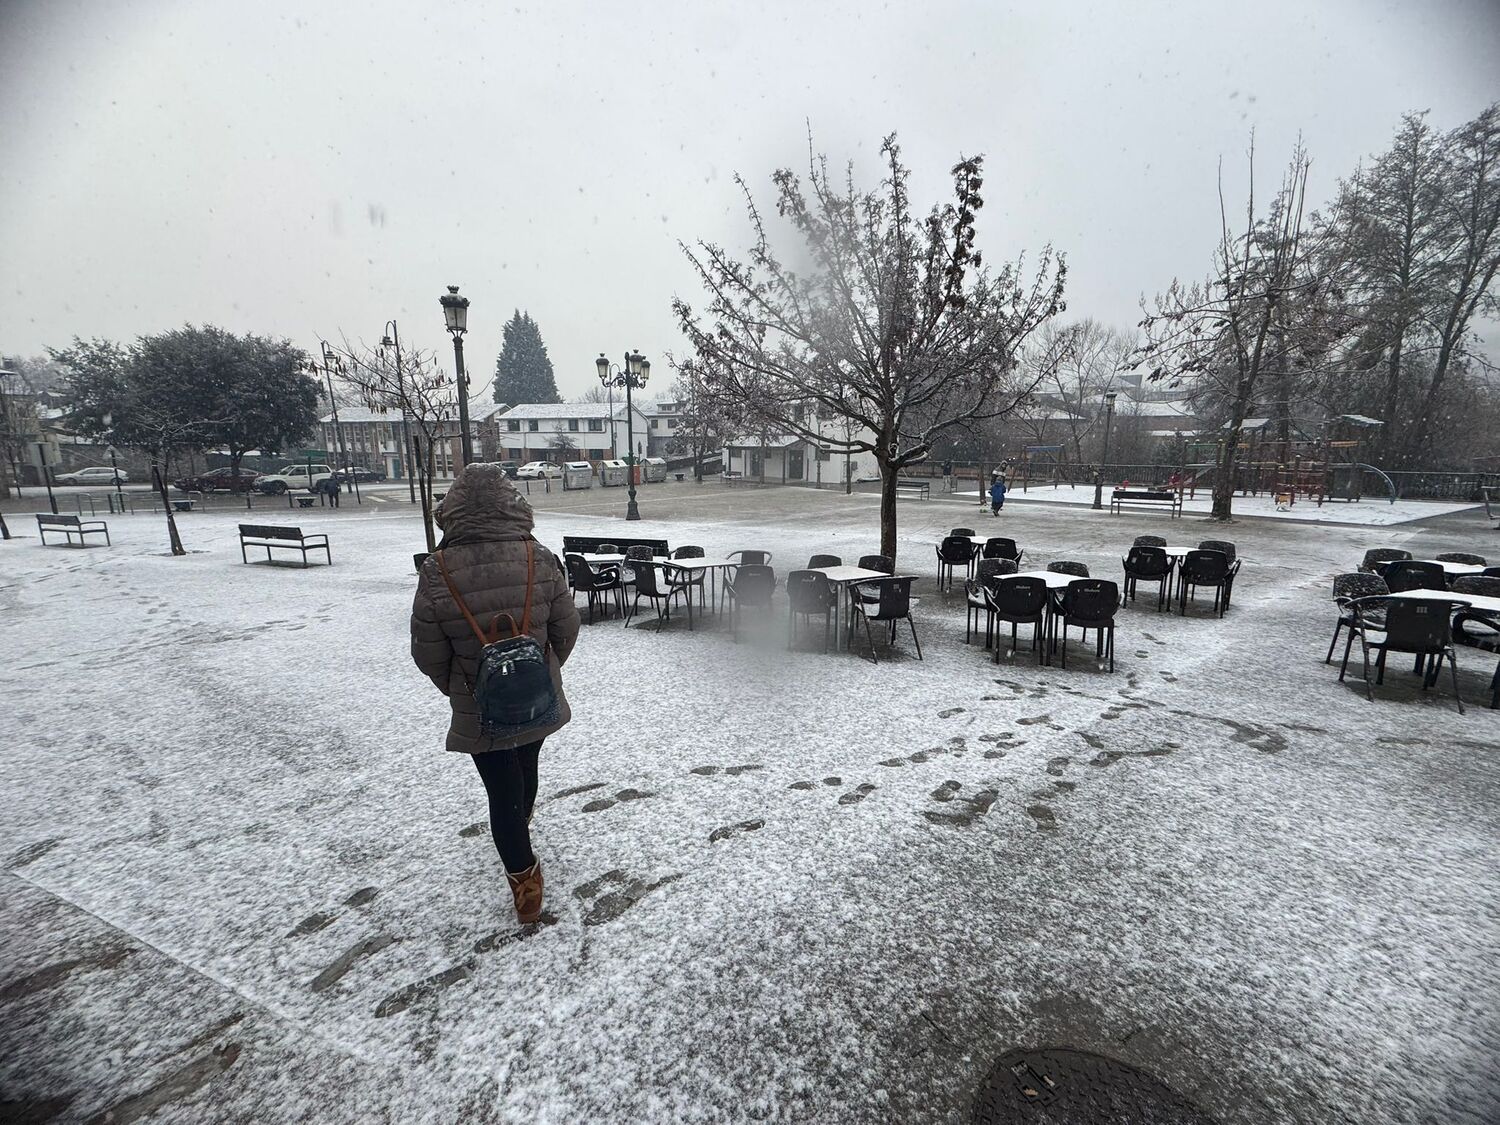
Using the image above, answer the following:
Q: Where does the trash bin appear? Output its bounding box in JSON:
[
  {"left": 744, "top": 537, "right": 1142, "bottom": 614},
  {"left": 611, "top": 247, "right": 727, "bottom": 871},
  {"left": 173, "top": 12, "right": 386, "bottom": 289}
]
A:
[
  {"left": 600, "top": 459, "right": 628, "bottom": 487},
  {"left": 643, "top": 457, "right": 668, "bottom": 483},
  {"left": 562, "top": 461, "right": 595, "bottom": 491}
]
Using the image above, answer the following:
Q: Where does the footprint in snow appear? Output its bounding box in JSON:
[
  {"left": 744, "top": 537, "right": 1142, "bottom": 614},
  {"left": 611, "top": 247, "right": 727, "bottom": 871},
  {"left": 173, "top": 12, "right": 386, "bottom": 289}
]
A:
[
  {"left": 551, "top": 782, "right": 607, "bottom": 799},
  {"left": 923, "top": 782, "right": 999, "bottom": 827},
  {"left": 581, "top": 788, "right": 652, "bottom": 813},
  {"left": 1045, "top": 756, "right": 1072, "bottom": 777},
  {"left": 690, "top": 764, "right": 764, "bottom": 777},
  {"left": 788, "top": 776, "right": 843, "bottom": 790},
  {"left": 708, "top": 819, "right": 764, "bottom": 843},
  {"left": 838, "top": 783, "right": 878, "bottom": 806},
  {"left": 457, "top": 821, "right": 488, "bottom": 839},
  {"left": 937, "top": 707, "right": 967, "bottom": 718},
  {"left": 572, "top": 868, "right": 683, "bottom": 927},
  {"left": 287, "top": 886, "right": 381, "bottom": 938},
  {"left": 1027, "top": 804, "right": 1058, "bottom": 830}
]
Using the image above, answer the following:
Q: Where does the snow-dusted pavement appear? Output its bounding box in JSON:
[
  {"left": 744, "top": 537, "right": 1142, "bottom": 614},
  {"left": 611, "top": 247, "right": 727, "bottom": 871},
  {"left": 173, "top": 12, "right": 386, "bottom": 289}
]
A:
[{"left": 3, "top": 484, "right": 1497, "bottom": 1124}]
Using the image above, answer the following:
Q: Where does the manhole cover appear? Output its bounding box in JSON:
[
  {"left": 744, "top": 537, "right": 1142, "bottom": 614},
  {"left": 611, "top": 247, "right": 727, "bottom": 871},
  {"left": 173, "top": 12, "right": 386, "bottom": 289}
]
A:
[{"left": 973, "top": 1047, "right": 1216, "bottom": 1124}]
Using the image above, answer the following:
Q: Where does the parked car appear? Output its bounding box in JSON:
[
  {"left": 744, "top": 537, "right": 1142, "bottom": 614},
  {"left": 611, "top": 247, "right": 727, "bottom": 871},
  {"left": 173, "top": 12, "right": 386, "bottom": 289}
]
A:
[
  {"left": 516, "top": 461, "right": 562, "bottom": 480},
  {"left": 52, "top": 466, "right": 128, "bottom": 485},
  {"left": 255, "top": 464, "right": 334, "bottom": 494},
  {"left": 172, "top": 467, "right": 261, "bottom": 493},
  {"left": 496, "top": 461, "right": 520, "bottom": 479},
  {"left": 335, "top": 466, "right": 386, "bottom": 483}
]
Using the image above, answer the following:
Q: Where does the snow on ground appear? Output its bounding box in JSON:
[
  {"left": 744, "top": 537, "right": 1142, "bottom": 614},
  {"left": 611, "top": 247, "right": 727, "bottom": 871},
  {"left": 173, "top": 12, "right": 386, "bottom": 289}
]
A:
[
  {"left": 2, "top": 483, "right": 1497, "bottom": 1124},
  {"left": 953, "top": 486, "right": 1480, "bottom": 526}
]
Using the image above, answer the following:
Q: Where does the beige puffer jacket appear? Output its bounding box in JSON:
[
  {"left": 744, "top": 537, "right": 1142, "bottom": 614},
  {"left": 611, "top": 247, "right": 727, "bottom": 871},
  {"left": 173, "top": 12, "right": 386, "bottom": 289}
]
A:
[{"left": 410, "top": 464, "right": 580, "bottom": 753}]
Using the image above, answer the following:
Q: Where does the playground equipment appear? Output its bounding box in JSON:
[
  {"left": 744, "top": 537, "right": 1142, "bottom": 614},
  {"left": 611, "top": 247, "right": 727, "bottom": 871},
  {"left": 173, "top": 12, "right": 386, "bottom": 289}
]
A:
[{"left": 1181, "top": 416, "right": 1396, "bottom": 507}]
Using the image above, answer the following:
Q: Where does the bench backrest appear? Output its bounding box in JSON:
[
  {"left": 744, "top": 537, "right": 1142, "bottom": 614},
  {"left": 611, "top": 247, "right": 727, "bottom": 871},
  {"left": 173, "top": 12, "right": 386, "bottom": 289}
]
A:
[
  {"left": 37, "top": 514, "right": 82, "bottom": 527},
  {"left": 239, "top": 523, "right": 304, "bottom": 541},
  {"left": 1114, "top": 490, "right": 1176, "bottom": 500},
  {"left": 561, "top": 535, "right": 670, "bottom": 557}
]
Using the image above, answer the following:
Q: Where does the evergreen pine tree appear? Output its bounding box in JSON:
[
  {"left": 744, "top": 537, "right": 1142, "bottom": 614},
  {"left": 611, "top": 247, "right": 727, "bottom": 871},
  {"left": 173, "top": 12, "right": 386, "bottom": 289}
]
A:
[{"left": 493, "top": 310, "right": 560, "bottom": 404}]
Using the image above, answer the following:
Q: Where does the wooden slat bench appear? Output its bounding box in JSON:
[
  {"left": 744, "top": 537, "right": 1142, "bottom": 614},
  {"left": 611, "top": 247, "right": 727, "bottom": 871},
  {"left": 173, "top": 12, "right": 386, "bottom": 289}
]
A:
[
  {"left": 894, "top": 479, "right": 930, "bottom": 500},
  {"left": 37, "top": 513, "right": 111, "bottom": 547},
  {"left": 238, "top": 524, "right": 331, "bottom": 567},
  {"left": 1109, "top": 489, "right": 1183, "bottom": 518}
]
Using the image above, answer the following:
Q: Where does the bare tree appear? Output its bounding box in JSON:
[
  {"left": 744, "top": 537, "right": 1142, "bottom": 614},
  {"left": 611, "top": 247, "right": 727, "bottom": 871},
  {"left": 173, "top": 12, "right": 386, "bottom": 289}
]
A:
[
  {"left": 573, "top": 386, "right": 610, "bottom": 404},
  {"left": 675, "top": 134, "right": 1066, "bottom": 559},
  {"left": 665, "top": 358, "right": 733, "bottom": 480},
  {"left": 335, "top": 339, "right": 455, "bottom": 552},
  {"left": 1133, "top": 140, "right": 1342, "bottom": 520}
]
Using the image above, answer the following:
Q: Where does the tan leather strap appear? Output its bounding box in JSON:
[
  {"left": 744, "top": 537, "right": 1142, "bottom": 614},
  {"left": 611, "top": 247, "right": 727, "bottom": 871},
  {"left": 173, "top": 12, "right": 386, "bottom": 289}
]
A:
[{"left": 434, "top": 540, "right": 537, "bottom": 645}]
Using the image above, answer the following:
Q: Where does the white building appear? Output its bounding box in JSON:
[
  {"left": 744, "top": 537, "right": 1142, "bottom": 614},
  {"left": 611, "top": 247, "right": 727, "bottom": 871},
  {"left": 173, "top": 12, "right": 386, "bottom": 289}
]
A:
[
  {"left": 642, "top": 399, "right": 686, "bottom": 456},
  {"left": 495, "top": 402, "right": 651, "bottom": 464},
  {"left": 723, "top": 406, "right": 880, "bottom": 485}
]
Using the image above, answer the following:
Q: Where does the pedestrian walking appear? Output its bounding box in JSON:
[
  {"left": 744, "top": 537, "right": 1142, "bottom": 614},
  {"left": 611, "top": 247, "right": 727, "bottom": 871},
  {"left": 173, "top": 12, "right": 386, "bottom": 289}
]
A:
[
  {"left": 989, "top": 471, "right": 1007, "bottom": 516},
  {"left": 410, "top": 463, "right": 581, "bottom": 923},
  {"left": 942, "top": 460, "right": 953, "bottom": 492}
]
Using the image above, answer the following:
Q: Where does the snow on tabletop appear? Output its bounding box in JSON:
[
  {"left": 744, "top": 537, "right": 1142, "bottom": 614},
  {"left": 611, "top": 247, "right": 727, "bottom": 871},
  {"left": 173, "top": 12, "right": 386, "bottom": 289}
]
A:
[{"left": 1, "top": 490, "right": 1496, "bottom": 1124}]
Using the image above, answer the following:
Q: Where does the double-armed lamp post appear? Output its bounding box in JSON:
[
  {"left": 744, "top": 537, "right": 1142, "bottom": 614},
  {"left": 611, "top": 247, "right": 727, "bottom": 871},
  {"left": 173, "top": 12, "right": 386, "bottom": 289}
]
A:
[
  {"left": 439, "top": 286, "right": 474, "bottom": 467},
  {"left": 1091, "top": 390, "right": 1119, "bottom": 510},
  {"left": 596, "top": 350, "right": 650, "bottom": 520}
]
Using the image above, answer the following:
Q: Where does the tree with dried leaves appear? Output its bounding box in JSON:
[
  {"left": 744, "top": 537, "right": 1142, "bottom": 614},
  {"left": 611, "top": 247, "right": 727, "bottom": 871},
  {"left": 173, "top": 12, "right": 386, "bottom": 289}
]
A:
[{"left": 674, "top": 134, "right": 1066, "bottom": 559}]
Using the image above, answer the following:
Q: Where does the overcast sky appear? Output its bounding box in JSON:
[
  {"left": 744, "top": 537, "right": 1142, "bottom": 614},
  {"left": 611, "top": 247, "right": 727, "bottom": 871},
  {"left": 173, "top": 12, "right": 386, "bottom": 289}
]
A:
[{"left": 2, "top": 0, "right": 1497, "bottom": 400}]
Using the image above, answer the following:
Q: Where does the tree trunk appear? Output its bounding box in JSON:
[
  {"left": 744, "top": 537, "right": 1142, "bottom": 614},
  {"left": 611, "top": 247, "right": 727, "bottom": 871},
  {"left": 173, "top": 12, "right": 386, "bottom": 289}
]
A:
[
  {"left": 229, "top": 450, "right": 244, "bottom": 490},
  {"left": 878, "top": 456, "right": 898, "bottom": 561},
  {"left": 153, "top": 461, "right": 185, "bottom": 555}
]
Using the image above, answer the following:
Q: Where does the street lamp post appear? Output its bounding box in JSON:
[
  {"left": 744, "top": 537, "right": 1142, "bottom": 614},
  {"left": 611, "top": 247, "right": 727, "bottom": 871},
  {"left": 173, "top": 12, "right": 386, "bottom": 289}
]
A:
[
  {"left": 1091, "top": 391, "right": 1118, "bottom": 510},
  {"left": 380, "top": 322, "right": 416, "bottom": 504},
  {"left": 38, "top": 442, "right": 57, "bottom": 514},
  {"left": 596, "top": 351, "right": 650, "bottom": 520},
  {"left": 106, "top": 444, "right": 123, "bottom": 505},
  {"left": 439, "top": 286, "right": 474, "bottom": 468}
]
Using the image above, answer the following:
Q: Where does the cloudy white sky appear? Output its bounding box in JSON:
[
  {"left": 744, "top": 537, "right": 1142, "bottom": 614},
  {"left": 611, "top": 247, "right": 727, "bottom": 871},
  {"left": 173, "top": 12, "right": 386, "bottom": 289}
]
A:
[{"left": 2, "top": 0, "right": 1497, "bottom": 399}]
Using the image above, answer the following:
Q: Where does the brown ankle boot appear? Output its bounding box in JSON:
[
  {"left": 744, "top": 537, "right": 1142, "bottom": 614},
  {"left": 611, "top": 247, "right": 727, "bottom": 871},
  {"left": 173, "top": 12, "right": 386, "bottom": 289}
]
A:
[{"left": 506, "top": 860, "right": 544, "bottom": 924}]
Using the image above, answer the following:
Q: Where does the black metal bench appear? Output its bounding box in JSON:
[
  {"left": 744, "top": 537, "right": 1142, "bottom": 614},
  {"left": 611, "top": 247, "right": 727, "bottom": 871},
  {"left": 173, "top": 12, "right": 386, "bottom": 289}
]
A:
[
  {"left": 1110, "top": 489, "right": 1183, "bottom": 517},
  {"left": 561, "top": 535, "right": 670, "bottom": 557},
  {"left": 37, "top": 513, "right": 111, "bottom": 547},
  {"left": 894, "top": 479, "right": 930, "bottom": 500},
  {"left": 238, "top": 523, "right": 331, "bottom": 567}
]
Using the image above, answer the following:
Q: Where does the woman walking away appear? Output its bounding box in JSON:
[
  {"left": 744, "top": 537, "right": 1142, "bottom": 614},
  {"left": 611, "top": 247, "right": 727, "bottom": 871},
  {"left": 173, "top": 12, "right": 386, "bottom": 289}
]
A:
[
  {"left": 989, "top": 471, "right": 1007, "bottom": 516},
  {"left": 410, "top": 463, "right": 580, "bottom": 923}
]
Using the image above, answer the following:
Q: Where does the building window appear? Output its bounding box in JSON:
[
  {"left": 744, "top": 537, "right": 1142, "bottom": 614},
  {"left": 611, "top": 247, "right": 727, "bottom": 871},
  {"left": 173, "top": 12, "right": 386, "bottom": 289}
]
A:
[
  {"left": 568, "top": 419, "right": 580, "bottom": 432},
  {"left": 507, "top": 419, "right": 521, "bottom": 432},
  {"left": 528, "top": 420, "right": 540, "bottom": 432},
  {"left": 588, "top": 419, "right": 604, "bottom": 432},
  {"left": 667, "top": 418, "right": 678, "bottom": 428}
]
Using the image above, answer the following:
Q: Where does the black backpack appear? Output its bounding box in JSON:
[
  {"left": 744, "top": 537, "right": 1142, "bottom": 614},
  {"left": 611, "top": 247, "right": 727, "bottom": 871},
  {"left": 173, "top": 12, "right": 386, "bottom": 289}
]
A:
[{"left": 436, "top": 541, "right": 559, "bottom": 737}]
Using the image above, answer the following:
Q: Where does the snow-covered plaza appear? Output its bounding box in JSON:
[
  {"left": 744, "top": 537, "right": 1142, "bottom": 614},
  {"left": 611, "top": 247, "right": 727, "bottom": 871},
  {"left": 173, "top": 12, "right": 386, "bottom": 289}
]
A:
[{"left": 3, "top": 482, "right": 1497, "bottom": 1124}]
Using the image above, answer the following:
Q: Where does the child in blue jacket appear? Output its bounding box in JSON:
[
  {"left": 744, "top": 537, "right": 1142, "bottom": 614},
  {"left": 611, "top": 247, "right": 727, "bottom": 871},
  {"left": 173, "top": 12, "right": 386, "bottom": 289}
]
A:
[{"left": 989, "top": 472, "right": 1007, "bottom": 515}]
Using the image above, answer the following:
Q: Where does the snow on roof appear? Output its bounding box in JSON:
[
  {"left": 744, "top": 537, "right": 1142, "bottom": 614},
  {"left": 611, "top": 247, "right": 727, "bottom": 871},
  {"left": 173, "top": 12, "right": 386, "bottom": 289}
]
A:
[{"left": 502, "top": 403, "right": 637, "bottom": 420}]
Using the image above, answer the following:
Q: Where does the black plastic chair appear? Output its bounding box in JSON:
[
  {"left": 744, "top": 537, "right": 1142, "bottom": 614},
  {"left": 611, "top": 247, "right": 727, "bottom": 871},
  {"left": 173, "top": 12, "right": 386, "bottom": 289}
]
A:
[
  {"left": 1326, "top": 572, "right": 1390, "bottom": 666},
  {"left": 1484, "top": 566, "right": 1500, "bottom": 579},
  {"left": 724, "top": 564, "right": 777, "bottom": 642},
  {"left": 1451, "top": 589, "right": 1499, "bottom": 709},
  {"left": 1177, "top": 550, "right": 1229, "bottom": 616},
  {"left": 1382, "top": 560, "right": 1446, "bottom": 593},
  {"left": 847, "top": 576, "right": 921, "bottom": 664},
  {"left": 1047, "top": 560, "right": 1089, "bottom": 578},
  {"left": 981, "top": 537, "right": 1023, "bottom": 564},
  {"left": 1056, "top": 579, "right": 1119, "bottom": 671},
  {"left": 986, "top": 576, "right": 1049, "bottom": 665},
  {"left": 807, "top": 554, "right": 843, "bottom": 570},
  {"left": 1199, "top": 539, "right": 1241, "bottom": 606},
  {"left": 622, "top": 543, "right": 655, "bottom": 588},
  {"left": 936, "top": 535, "right": 977, "bottom": 591},
  {"left": 950, "top": 527, "right": 976, "bottom": 537},
  {"left": 728, "top": 549, "right": 771, "bottom": 566},
  {"left": 786, "top": 570, "right": 838, "bottom": 652},
  {"left": 858, "top": 554, "right": 893, "bottom": 574},
  {"left": 597, "top": 543, "right": 620, "bottom": 555},
  {"left": 1121, "top": 545, "right": 1171, "bottom": 611},
  {"left": 625, "top": 560, "right": 695, "bottom": 632},
  {"left": 668, "top": 545, "right": 708, "bottom": 608},
  {"left": 966, "top": 558, "right": 1017, "bottom": 645},
  {"left": 1360, "top": 547, "right": 1410, "bottom": 574},
  {"left": 1133, "top": 534, "right": 1167, "bottom": 549},
  {"left": 565, "top": 553, "right": 624, "bottom": 625},
  {"left": 1345, "top": 595, "right": 1464, "bottom": 713},
  {"left": 1436, "top": 552, "right": 1487, "bottom": 566}
]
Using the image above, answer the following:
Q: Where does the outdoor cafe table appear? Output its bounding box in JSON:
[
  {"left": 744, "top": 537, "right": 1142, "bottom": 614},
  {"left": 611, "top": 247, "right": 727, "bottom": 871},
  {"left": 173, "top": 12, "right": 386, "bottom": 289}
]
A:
[
  {"left": 1387, "top": 587, "right": 1500, "bottom": 615},
  {"left": 1373, "top": 557, "right": 1485, "bottom": 578},
  {"left": 811, "top": 564, "right": 908, "bottom": 650},
  {"left": 998, "top": 570, "right": 1086, "bottom": 664},
  {"left": 652, "top": 556, "right": 735, "bottom": 614}
]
